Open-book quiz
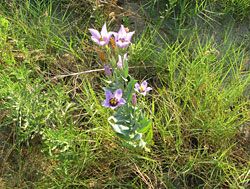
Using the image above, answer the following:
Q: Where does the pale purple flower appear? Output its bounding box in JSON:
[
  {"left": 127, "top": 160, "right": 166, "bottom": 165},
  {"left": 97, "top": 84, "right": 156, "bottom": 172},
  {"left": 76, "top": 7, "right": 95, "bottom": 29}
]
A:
[
  {"left": 104, "top": 64, "right": 112, "bottom": 76},
  {"left": 135, "top": 81, "right": 152, "bottom": 96},
  {"left": 113, "top": 25, "right": 135, "bottom": 48},
  {"left": 102, "top": 89, "right": 126, "bottom": 109},
  {"left": 89, "top": 23, "right": 112, "bottom": 46},
  {"left": 117, "top": 53, "right": 128, "bottom": 69}
]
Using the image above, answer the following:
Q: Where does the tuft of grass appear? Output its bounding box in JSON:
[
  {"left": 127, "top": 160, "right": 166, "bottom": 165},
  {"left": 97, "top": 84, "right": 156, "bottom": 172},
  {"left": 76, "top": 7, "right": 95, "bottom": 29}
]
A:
[
  {"left": 212, "top": 0, "right": 250, "bottom": 18},
  {"left": 130, "top": 28, "right": 250, "bottom": 188},
  {"left": 144, "top": 0, "right": 250, "bottom": 20}
]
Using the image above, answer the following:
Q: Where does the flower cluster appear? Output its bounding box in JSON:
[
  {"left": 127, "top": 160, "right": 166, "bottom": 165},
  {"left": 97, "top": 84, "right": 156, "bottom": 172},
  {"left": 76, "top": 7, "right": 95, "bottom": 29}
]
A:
[
  {"left": 89, "top": 23, "right": 152, "bottom": 150},
  {"left": 89, "top": 23, "right": 135, "bottom": 48}
]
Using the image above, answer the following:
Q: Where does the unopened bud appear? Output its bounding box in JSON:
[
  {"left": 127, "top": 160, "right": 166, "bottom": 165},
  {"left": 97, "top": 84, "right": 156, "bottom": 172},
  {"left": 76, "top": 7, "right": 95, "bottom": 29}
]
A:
[
  {"left": 104, "top": 65, "right": 112, "bottom": 76},
  {"left": 98, "top": 51, "right": 106, "bottom": 62},
  {"left": 132, "top": 93, "right": 137, "bottom": 106},
  {"left": 110, "top": 37, "right": 116, "bottom": 49}
]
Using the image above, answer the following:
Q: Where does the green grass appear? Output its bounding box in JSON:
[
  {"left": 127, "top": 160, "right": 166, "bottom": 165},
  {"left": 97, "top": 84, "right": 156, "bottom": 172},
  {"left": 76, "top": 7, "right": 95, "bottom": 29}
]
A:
[
  {"left": 144, "top": 0, "right": 250, "bottom": 20},
  {"left": 0, "top": 0, "right": 249, "bottom": 188}
]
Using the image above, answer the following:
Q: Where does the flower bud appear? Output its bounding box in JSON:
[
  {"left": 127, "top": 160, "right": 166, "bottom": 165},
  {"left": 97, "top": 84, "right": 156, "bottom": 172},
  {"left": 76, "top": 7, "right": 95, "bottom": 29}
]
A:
[
  {"left": 104, "top": 65, "right": 112, "bottom": 76},
  {"left": 132, "top": 93, "right": 137, "bottom": 106},
  {"left": 110, "top": 37, "right": 116, "bottom": 49},
  {"left": 98, "top": 51, "right": 106, "bottom": 62}
]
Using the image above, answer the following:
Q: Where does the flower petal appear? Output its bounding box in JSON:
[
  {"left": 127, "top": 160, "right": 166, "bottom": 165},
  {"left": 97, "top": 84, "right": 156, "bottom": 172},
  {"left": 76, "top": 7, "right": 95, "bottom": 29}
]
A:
[
  {"left": 113, "top": 32, "right": 119, "bottom": 41},
  {"left": 110, "top": 105, "right": 118, "bottom": 110},
  {"left": 118, "top": 25, "right": 126, "bottom": 37},
  {"left": 114, "top": 89, "right": 123, "bottom": 100},
  {"left": 102, "top": 99, "right": 111, "bottom": 108},
  {"left": 116, "top": 41, "right": 130, "bottom": 48},
  {"left": 99, "top": 40, "right": 107, "bottom": 46},
  {"left": 105, "top": 90, "right": 113, "bottom": 100},
  {"left": 91, "top": 36, "right": 101, "bottom": 45},
  {"left": 135, "top": 83, "right": 140, "bottom": 90},
  {"left": 146, "top": 87, "right": 152, "bottom": 92},
  {"left": 89, "top": 29, "right": 101, "bottom": 39},
  {"left": 141, "top": 81, "right": 148, "bottom": 89},
  {"left": 118, "top": 98, "right": 126, "bottom": 105},
  {"left": 101, "top": 23, "right": 108, "bottom": 37},
  {"left": 126, "top": 31, "right": 135, "bottom": 41}
]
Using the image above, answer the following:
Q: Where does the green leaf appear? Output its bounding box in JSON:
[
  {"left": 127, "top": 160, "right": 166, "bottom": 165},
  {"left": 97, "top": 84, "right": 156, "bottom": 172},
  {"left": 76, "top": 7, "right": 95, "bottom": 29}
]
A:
[
  {"left": 108, "top": 116, "right": 130, "bottom": 136},
  {"left": 124, "top": 77, "right": 137, "bottom": 102}
]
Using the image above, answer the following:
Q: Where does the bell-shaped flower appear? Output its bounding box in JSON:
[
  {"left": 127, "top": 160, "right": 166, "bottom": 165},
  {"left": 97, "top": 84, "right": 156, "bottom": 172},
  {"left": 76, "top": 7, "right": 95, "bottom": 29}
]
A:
[
  {"left": 135, "top": 81, "right": 152, "bottom": 96},
  {"left": 89, "top": 23, "right": 112, "bottom": 46},
  {"left": 117, "top": 53, "right": 128, "bottom": 69},
  {"left": 102, "top": 89, "right": 126, "bottom": 109},
  {"left": 114, "top": 25, "right": 135, "bottom": 48}
]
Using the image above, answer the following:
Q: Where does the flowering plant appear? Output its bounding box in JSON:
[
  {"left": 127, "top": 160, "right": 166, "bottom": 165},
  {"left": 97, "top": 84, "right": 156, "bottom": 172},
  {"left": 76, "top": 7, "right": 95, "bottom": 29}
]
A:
[{"left": 89, "top": 23, "right": 153, "bottom": 150}]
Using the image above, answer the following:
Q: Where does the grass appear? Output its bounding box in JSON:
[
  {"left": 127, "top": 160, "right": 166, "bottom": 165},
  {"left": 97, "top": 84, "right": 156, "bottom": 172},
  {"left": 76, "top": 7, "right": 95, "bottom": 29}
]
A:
[
  {"left": 0, "top": 0, "right": 249, "bottom": 188},
  {"left": 144, "top": 0, "right": 250, "bottom": 19}
]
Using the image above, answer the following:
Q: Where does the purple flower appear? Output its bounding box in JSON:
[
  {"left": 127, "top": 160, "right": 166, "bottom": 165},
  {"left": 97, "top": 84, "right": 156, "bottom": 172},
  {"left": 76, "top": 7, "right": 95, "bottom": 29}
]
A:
[
  {"left": 135, "top": 81, "right": 152, "bottom": 96},
  {"left": 89, "top": 23, "right": 112, "bottom": 46},
  {"left": 117, "top": 53, "right": 128, "bottom": 69},
  {"left": 104, "top": 64, "right": 112, "bottom": 76},
  {"left": 102, "top": 89, "right": 126, "bottom": 109},
  {"left": 113, "top": 25, "right": 135, "bottom": 48}
]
